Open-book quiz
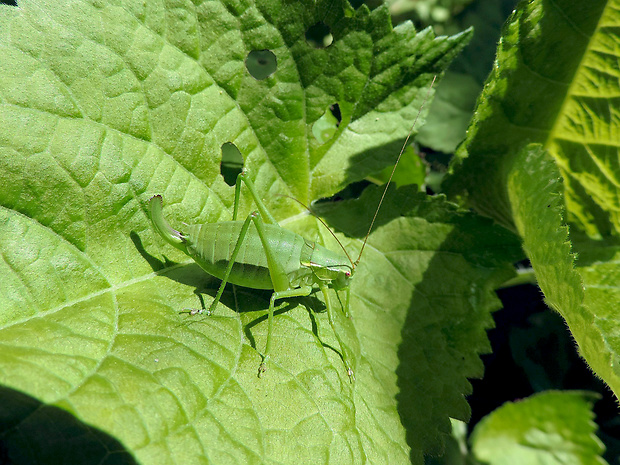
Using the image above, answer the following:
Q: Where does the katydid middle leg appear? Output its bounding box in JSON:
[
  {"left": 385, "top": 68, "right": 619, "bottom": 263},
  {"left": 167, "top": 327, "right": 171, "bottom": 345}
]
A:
[
  {"left": 245, "top": 210, "right": 314, "bottom": 375},
  {"left": 193, "top": 206, "right": 311, "bottom": 374}
]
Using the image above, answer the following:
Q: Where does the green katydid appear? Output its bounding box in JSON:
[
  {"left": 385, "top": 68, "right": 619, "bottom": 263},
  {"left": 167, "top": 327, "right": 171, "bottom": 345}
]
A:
[{"left": 148, "top": 76, "right": 437, "bottom": 379}]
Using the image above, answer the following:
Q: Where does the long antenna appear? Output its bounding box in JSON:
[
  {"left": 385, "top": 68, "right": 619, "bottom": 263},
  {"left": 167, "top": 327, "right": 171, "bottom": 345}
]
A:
[{"left": 354, "top": 75, "right": 437, "bottom": 267}]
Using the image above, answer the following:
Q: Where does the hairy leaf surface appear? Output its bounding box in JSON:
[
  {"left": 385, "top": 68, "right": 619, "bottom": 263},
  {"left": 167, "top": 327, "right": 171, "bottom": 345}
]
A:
[{"left": 443, "top": 0, "right": 620, "bottom": 400}]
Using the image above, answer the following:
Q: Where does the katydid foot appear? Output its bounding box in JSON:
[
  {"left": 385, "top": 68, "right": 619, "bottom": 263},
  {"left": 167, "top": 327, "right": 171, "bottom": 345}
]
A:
[
  {"left": 258, "top": 355, "right": 270, "bottom": 378},
  {"left": 182, "top": 308, "right": 213, "bottom": 316}
]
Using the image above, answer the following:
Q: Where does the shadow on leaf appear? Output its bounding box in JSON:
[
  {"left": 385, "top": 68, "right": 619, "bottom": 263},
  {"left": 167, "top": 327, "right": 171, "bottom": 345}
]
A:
[{"left": 0, "top": 385, "right": 137, "bottom": 465}]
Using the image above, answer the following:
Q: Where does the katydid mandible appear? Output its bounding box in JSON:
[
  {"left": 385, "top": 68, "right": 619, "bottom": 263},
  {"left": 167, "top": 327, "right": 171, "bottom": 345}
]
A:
[{"left": 148, "top": 76, "right": 437, "bottom": 379}]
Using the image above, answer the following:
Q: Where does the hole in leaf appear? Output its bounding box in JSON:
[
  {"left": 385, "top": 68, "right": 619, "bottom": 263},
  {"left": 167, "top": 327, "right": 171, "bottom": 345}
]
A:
[
  {"left": 330, "top": 103, "right": 342, "bottom": 123},
  {"left": 305, "top": 22, "right": 333, "bottom": 48},
  {"left": 245, "top": 50, "right": 277, "bottom": 80},
  {"left": 220, "top": 143, "right": 244, "bottom": 186},
  {"left": 312, "top": 104, "right": 341, "bottom": 144}
]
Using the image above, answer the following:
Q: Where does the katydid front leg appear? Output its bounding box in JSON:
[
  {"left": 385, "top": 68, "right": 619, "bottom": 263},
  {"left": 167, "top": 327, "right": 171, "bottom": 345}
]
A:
[{"left": 319, "top": 283, "right": 355, "bottom": 381}]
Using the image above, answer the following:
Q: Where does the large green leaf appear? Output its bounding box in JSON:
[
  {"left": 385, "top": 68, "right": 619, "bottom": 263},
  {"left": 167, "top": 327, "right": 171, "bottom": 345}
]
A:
[
  {"left": 442, "top": 0, "right": 620, "bottom": 399},
  {"left": 507, "top": 144, "right": 620, "bottom": 397},
  {"left": 445, "top": 0, "right": 618, "bottom": 234},
  {"left": 0, "top": 1, "right": 523, "bottom": 463}
]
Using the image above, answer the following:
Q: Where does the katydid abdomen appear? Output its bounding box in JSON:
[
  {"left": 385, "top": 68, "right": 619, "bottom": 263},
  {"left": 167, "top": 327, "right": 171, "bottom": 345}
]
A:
[{"left": 184, "top": 221, "right": 307, "bottom": 290}]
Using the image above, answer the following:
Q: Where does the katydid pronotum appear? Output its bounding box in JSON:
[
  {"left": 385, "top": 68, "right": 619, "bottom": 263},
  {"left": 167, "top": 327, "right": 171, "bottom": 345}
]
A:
[{"left": 148, "top": 76, "right": 436, "bottom": 379}]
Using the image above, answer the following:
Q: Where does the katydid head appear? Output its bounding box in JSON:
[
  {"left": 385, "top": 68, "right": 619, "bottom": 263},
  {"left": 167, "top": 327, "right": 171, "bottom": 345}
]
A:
[
  {"left": 306, "top": 242, "right": 354, "bottom": 290},
  {"left": 332, "top": 266, "right": 352, "bottom": 290}
]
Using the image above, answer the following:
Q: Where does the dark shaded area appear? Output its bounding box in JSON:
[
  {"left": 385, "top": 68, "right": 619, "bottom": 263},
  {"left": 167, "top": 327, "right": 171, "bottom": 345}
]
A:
[
  {"left": 0, "top": 0, "right": 17, "bottom": 6},
  {"left": 564, "top": 175, "right": 615, "bottom": 238},
  {"left": 314, "top": 183, "right": 424, "bottom": 239},
  {"left": 245, "top": 50, "right": 277, "bottom": 80},
  {"left": 392, "top": 206, "right": 523, "bottom": 460},
  {"left": 131, "top": 230, "right": 223, "bottom": 308},
  {"left": 348, "top": 0, "right": 383, "bottom": 10},
  {"left": 468, "top": 284, "right": 620, "bottom": 463},
  {"left": 344, "top": 132, "right": 433, "bottom": 188},
  {"left": 159, "top": 262, "right": 220, "bottom": 297},
  {"left": 0, "top": 386, "right": 137, "bottom": 465},
  {"left": 241, "top": 292, "right": 331, "bottom": 356},
  {"left": 315, "top": 181, "right": 525, "bottom": 459},
  {"left": 330, "top": 103, "right": 342, "bottom": 124},
  {"left": 129, "top": 231, "right": 166, "bottom": 271},
  {"left": 467, "top": 285, "right": 543, "bottom": 426},
  {"left": 305, "top": 21, "right": 333, "bottom": 48},
  {"left": 320, "top": 180, "right": 370, "bottom": 205},
  {"left": 220, "top": 142, "right": 244, "bottom": 186}
]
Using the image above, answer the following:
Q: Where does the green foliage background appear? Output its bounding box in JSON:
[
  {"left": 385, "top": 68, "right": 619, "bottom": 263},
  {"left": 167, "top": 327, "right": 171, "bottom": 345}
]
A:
[
  {"left": 0, "top": 0, "right": 618, "bottom": 464},
  {"left": 446, "top": 0, "right": 620, "bottom": 402}
]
